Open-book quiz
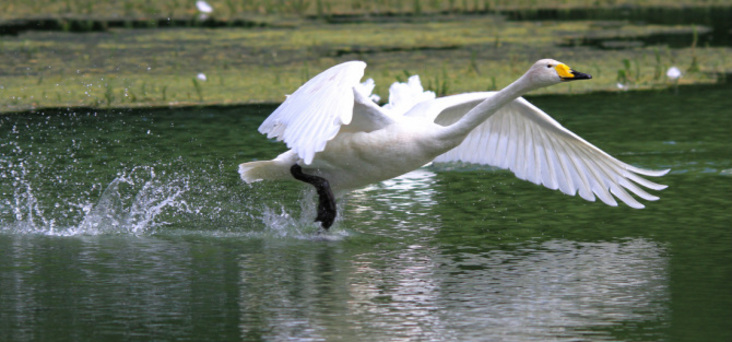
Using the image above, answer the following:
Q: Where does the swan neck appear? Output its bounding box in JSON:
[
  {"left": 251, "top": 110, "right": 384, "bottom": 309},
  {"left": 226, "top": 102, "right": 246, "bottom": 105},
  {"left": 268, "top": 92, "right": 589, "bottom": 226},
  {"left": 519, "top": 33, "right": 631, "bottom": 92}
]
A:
[{"left": 443, "top": 75, "right": 533, "bottom": 140}]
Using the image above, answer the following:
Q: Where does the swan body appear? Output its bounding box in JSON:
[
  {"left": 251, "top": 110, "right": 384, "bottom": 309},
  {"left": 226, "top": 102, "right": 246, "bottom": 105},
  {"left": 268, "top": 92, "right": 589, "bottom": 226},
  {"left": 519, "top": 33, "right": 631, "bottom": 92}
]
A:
[
  {"left": 240, "top": 59, "right": 669, "bottom": 228},
  {"left": 241, "top": 116, "right": 445, "bottom": 192}
]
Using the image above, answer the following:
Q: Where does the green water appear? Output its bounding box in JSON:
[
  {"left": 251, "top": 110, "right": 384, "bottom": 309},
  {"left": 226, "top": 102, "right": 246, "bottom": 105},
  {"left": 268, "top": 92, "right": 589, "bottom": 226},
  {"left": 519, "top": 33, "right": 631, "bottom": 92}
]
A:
[{"left": 1, "top": 83, "right": 731, "bottom": 341}]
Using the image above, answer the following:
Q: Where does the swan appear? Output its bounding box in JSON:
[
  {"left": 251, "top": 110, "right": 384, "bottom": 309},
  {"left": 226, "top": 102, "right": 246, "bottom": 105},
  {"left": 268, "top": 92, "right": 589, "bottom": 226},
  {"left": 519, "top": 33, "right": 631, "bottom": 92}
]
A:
[{"left": 239, "top": 59, "right": 669, "bottom": 229}]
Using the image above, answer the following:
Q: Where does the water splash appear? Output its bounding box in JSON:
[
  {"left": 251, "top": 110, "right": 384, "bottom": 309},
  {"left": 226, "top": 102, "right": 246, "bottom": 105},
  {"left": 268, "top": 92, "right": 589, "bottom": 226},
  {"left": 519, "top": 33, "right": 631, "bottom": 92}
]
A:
[
  {"left": 72, "top": 167, "right": 192, "bottom": 235},
  {"left": 1, "top": 164, "right": 194, "bottom": 236},
  {"left": 246, "top": 188, "right": 351, "bottom": 241},
  {"left": 5, "top": 158, "right": 54, "bottom": 232},
  {"left": 1, "top": 152, "right": 344, "bottom": 239}
]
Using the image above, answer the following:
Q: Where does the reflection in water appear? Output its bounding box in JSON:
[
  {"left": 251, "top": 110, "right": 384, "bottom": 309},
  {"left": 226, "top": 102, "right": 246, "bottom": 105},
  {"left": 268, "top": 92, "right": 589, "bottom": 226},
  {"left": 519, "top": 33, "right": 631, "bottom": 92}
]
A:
[
  {"left": 348, "top": 168, "right": 440, "bottom": 233},
  {"left": 0, "top": 236, "right": 201, "bottom": 340},
  {"left": 0, "top": 235, "right": 671, "bottom": 341},
  {"left": 344, "top": 238, "right": 668, "bottom": 341},
  {"left": 346, "top": 244, "right": 450, "bottom": 341},
  {"left": 2, "top": 229, "right": 667, "bottom": 340}
]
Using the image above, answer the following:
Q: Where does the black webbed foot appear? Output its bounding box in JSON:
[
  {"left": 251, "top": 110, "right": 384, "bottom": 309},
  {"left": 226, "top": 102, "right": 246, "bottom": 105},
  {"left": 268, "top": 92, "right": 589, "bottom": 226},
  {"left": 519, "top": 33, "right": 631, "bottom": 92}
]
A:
[{"left": 290, "top": 164, "right": 337, "bottom": 229}]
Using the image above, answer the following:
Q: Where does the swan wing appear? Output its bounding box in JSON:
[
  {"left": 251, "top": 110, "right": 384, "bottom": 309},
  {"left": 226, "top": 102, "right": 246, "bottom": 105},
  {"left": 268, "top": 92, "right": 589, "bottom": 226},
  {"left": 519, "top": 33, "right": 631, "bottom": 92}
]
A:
[
  {"left": 404, "top": 91, "right": 495, "bottom": 121},
  {"left": 384, "top": 75, "right": 437, "bottom": 116},
  {"left": 346, "top": 87, "right": 397, "bottom": 133},
  {"left": 259, "top": 61, "right": 394, "bottom": 164},
  {"left": 433, "top": 97, "right": 670, "bottom": 208}
]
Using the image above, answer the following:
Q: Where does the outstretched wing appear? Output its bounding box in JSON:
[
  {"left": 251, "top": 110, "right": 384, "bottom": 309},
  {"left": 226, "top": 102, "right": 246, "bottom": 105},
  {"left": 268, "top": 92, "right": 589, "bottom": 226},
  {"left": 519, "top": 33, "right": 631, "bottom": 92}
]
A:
[
  {"left": 259, "top": 61, "right": 392, "bottom": 165},
  {"left": 404, "top": 91, "right": 493, "bottom": 121},
  {"left": 430, "top": 94, "right": 669, "bottom": 208}
]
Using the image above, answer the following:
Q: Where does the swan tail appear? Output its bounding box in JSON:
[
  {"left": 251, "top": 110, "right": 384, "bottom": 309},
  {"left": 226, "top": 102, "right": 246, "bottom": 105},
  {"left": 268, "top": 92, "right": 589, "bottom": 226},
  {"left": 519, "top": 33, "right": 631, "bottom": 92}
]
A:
[{"left": 238, "top": 160, "right": 291, "bottom": 183}]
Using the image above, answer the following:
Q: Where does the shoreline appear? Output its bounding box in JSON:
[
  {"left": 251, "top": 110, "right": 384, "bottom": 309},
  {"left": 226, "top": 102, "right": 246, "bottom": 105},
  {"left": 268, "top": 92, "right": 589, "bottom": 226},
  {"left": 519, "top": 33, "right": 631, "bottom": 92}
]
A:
[{"left": 4, "top": 78, "right": 727, "bottom": 116}]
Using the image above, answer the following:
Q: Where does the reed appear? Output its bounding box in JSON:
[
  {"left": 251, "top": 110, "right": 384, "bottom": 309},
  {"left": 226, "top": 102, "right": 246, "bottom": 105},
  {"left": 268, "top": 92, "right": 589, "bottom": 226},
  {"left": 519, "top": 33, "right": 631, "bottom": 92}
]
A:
[
  {"left": 104, "top": 81, "right": 115, "bottom": 106},
  {"left": 192, "top": 78, "right": 204, "bottom": 102}
]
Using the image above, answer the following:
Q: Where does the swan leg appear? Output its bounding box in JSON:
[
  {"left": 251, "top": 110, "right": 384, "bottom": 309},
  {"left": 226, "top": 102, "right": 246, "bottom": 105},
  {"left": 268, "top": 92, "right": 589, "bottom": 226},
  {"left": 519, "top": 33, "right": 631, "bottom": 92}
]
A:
[{"left": 290, "top": 164, "right": 337, "bottom": 230}]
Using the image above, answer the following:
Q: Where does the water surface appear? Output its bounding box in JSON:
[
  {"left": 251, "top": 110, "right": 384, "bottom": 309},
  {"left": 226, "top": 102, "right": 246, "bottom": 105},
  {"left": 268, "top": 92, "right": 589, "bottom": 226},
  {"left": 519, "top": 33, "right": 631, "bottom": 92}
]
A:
[{"left": 1, "top": 83, "right": 730, "bottom": 341}]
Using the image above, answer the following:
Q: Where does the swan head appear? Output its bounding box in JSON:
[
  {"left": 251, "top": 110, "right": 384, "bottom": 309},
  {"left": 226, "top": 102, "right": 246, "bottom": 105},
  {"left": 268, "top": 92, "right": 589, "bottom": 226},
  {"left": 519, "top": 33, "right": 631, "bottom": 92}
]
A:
[{"left": 524, "top": 59, "right": 592, "bottom": 89}]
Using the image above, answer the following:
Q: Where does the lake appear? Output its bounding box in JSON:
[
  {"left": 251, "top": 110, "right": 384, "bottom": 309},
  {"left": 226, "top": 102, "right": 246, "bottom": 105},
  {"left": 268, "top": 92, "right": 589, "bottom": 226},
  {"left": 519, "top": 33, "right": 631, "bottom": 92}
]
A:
[{"left": 1, "top": 83, "right": 731, "bottom": 341}]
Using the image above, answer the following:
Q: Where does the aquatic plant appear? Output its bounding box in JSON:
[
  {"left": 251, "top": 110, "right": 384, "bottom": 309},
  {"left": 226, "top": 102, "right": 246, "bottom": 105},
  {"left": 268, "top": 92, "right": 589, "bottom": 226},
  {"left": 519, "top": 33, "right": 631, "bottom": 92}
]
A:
[
  {"left": 104, "top": 81, "right": 115, "bottom": 106},
  {"left": 192, "top": 77, "right": 204, "bottom": 102},
  {"left": 687, "top": 25, "right": 700, "bottom": 73},
  {"left": 161, "top": 85, "right": 168, "bottom": 102}
]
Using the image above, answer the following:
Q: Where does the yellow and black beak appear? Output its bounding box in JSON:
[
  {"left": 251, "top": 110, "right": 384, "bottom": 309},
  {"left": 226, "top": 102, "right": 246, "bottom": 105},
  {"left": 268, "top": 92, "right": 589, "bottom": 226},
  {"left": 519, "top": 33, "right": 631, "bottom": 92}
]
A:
[{"left": 555, "top": 63, "right": 592, "bottom": 81}]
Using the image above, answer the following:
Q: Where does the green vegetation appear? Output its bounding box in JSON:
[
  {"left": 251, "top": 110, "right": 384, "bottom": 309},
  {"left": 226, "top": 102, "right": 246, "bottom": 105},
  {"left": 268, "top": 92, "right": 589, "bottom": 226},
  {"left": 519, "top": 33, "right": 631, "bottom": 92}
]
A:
[
  {"left": 1, "top": 2, "right": 731, "bottom": 112},
  {"left": 2, "top": 0, "right": 730, "bottom": 20}
]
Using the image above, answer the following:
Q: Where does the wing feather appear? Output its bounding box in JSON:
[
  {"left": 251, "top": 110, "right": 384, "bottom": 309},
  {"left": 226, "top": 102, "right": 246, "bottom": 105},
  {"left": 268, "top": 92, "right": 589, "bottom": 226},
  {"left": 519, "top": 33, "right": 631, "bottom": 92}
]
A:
[
  {"left": 258, "top": 61, "right": 367, "bottom": 164},
  {"left": 433, "top": 95, "right": 669, "bottom": 208}
]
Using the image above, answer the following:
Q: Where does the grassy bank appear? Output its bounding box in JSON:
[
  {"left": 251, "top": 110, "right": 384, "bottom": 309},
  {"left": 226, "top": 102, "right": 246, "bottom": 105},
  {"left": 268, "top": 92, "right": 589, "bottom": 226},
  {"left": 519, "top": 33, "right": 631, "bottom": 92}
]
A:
[
  {"left": 2, "top": 0, "right": 731, "bottom": 21},
  {"left": 1, "top": 4, "right": 730, "bottom": 112}
]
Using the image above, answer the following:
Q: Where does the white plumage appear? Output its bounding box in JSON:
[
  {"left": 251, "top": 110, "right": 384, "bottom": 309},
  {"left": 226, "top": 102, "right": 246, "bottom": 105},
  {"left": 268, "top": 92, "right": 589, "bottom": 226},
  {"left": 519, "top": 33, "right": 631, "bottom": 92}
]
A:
[
  {"left": 258, "top": 61, "right": 367, "bottom": 165},
  {"left": 420, "top": 94, "right": 667, "bottom": 208},
  {"left": 240, "top": 59, "right": 668, "bottom": 211}
]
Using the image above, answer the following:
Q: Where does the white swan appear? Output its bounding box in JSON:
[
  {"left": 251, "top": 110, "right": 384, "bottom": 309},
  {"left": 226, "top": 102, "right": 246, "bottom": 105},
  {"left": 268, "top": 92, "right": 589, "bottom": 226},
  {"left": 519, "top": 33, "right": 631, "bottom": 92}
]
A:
[{"left": 239, "top": 59, "right": 669, "bottom": 229}]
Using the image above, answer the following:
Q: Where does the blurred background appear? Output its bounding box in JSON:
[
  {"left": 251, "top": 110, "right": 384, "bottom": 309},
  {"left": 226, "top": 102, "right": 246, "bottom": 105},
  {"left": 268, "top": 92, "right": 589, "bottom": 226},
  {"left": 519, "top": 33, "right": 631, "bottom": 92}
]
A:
[{"left": 1, "top": 0, "right": 730, "bottom": 111}]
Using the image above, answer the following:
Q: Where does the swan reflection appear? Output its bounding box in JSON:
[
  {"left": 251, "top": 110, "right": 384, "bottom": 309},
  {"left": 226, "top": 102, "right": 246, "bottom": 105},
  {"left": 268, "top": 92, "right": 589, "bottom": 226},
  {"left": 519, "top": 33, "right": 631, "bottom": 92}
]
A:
[
  {"left": 433, "top": 238, "right": 669, "bottom": 340},
  {"left": 235, "top": 238, "right": 668, "bottom": 341},
  {"left": 347, "top": 168, "right": 439, "bottom": 229}
]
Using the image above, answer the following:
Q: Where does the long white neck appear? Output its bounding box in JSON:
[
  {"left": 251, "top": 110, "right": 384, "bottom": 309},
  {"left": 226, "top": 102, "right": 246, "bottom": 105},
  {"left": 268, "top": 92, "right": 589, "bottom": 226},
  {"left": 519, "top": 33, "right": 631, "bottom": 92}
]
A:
[{"left": 438, "top": 73, "right": 537, "bottom": 144}]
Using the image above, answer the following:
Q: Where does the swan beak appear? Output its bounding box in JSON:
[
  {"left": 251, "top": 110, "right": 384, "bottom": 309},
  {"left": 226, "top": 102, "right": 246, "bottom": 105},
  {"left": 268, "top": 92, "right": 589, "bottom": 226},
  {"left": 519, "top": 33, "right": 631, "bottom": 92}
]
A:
[
  {"left": 566, "top": 70, "right": 592, "bottom": 81},
  {"left": 556, "top": 64, "right": 592, "bottom": 81}
]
